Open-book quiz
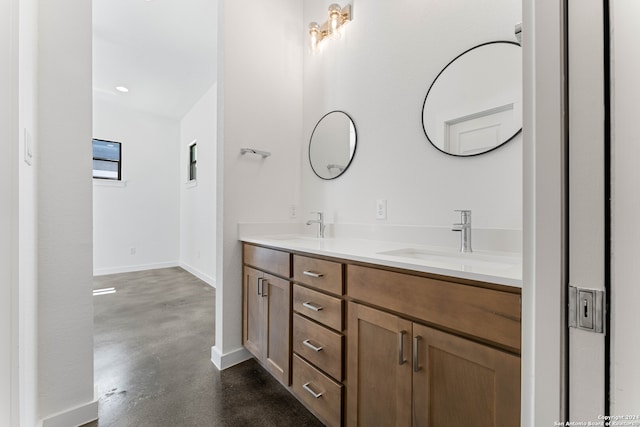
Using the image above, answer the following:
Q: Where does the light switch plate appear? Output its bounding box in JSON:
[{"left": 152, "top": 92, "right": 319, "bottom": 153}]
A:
[{"left": 23, "top": 128, "right": 33, "bottom": 166}]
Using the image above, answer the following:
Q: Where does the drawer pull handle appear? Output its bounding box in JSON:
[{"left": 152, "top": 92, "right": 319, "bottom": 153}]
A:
[
  {"left": 398, "top": 330, "right": 407, "bottom": 365},
  {"left": 302, "top": 382, "right": 324, "bottom": 399},
  {"left": 413, "top": 336, "right": 422, "bottom": 372},
  {"left": 302, "top": 302, "right": 324, "bottom": 312},
  {"left": 257, "top": 278, "right": 268, "bottom": 297},
  {"left": 303, "top": 339, "right": 324, "bottom": 352},
  {"left": 303, "top": 270, "right": 324, "bottom": 278}
]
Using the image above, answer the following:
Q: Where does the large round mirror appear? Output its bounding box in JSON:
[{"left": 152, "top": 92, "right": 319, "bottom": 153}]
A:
[
  {"left": 422, "top": 41, "right": 522, "bottom": 156},
  {"left": 309, "top": 110, "right": 357, "bottom": 180}
]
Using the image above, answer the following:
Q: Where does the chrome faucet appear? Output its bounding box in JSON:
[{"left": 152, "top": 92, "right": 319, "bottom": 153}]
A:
[
  {"left": 306, "top": 212, "right": 325, "bottom": 238},
  {"left": 452, "top": 210, "right": 472, "bottom": 253}
]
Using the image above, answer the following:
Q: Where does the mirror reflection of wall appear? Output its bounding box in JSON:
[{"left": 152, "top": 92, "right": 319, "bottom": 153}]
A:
[
  {"left": 309, "top": 111, "right": 357, "bottom": 180},
  {"left": 422, "top": 41, "right": 522, "bottom": 157}
]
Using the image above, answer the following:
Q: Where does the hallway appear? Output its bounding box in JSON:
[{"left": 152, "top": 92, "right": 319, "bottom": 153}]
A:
[{"left": 86, "top": 268, "right": 321, "bottom": 426}]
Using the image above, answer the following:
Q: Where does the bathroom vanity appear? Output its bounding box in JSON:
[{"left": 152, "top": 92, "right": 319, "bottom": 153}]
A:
[{"left": 241, "top": 236, "right": 521, "bottom": 427}]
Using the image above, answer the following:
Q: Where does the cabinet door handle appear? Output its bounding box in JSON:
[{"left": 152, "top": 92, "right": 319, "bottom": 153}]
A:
[
  {"left": 302, "top": 301, "right": 324, "bottom": 312},
  {"left": 398, "top": 330, "right": 407, "bottom": 365},
  {"left": 302, "top": 339, "right": 324, "bottom": 352},
  {"left": 413, "top": 336, "right": 422, "bottom": 372},
  {"left": 302, "top": 382, "right": 324, "bottom": 399},
  {"left": 303, "top": 270, "right": 324, "bottom": 278},
  {"left": 261, "top": 279, "right": 268, "bottom": 297},
  {"left": 257, "top": 277, "right": 263, "bottom": 296}
]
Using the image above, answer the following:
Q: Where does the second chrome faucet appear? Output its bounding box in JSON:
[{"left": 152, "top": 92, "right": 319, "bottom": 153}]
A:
[
  {"left": 306, "top": 212, "right": 326, "bottom": 238},
  {"left": 452, "top": 210, "right": 472, "bottom": 253}
]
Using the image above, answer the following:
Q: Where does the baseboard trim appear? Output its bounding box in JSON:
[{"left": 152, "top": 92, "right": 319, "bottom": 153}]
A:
[
  {"left": 93, "top": 261, "right": 179, "bottom": 276},
  {"left": 41, "top": 399, "right": 98, "bottom": 427},
  {"left": 211, "top": 345, "right": 252, "bottom": 370},
  {"left": 179, "top": 262, "right": 216, "bottom": 288}
]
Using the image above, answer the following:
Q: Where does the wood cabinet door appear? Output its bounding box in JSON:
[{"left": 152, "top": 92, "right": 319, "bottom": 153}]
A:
[
  {"left": 242, "top": 266, "right": 264, "bottom": 360},
  {"left": 264, "top": 273, "right": 291, "bottom": 385},
  {"left": 347, "top": 302, "right": 412, "bottom": 427},
  {"left": 412, "top": 323, "right": 520, "bottom": 427}
]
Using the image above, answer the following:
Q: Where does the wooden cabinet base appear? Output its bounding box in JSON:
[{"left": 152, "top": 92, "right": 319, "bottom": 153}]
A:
[
  {"left": 292, "top": 354, "right": 343, "bottom": 427},
  {"left": 243, "top": 243, "right": 521, "bottom": 427},
  {"left": 242, "top": 266, "right": 291, "bottom": 386},
  {"left": 412, "top": 323, "right": 521, "bottom": 427}
]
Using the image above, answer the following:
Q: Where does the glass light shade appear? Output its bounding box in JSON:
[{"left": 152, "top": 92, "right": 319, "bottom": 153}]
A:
[
  {"left": 328, "top": 4, "right": 341, "bottom": 37},
  {"left": 308, "top": 22, "right": 321, "bottom": 52}
]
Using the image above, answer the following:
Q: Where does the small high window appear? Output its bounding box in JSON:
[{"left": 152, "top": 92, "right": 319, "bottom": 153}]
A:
[
  {"left": 93, "top": 139, "right": 121, "bottom": 180},
  {"left": 189, "top": 142, "right": 197, "bottom": 181}
]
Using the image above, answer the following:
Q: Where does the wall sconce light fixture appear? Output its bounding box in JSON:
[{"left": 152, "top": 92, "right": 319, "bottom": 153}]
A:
[{"left": 308, "top": 3, "right": 352, "bottom": 53}]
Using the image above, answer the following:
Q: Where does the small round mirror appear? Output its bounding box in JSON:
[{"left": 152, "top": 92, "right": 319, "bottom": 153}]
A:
[
  {"left": 309, "top": 111, "right": 357, "bottom": 180},
  {"left": 422, "top": 41, "right": 522, "bottom": 156}
]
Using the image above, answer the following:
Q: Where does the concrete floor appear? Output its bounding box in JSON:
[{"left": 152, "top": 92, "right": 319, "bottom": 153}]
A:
[{"left": 85, "top": 267, "right": 322, "bottom": 427}]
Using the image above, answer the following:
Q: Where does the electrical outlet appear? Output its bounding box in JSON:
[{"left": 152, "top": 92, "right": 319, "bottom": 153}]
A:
[
  {"left": 130, "top": 247, "right": 136, "bottom": 255},
  {"left": 376, "top": 199, "right": 387, "bottom": 220},
  {"left": 289, "top": 204, "right": 298, "bottom": 219}
]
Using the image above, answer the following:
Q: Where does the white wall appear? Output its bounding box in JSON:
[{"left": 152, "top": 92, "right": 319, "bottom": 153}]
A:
[
  {"left": 611, "top": 0, "right": 640, "bottom": 414},
  {"left": 93, "top": 100, "right": 180, "bottom": 275},
  {"left": 38, "top": 0, "right": 97, "bottom": 424},
  {"left": 1, "top": 0, "right": 18, "bottom": 423},
  {"left": 179, "top": 84, "right": 217, "bottom": 286},
  {"left": 302, "top": 0, "right": 522, "bottom": 239},
  {"left": 3, "top": 0, "right": 38, "bottom": 425},
  {"left": 214, "top": 0, "right": 303, "bottom": 367},
  {"left": 18, "top": 0, "right": 38, "bottom": 424}
]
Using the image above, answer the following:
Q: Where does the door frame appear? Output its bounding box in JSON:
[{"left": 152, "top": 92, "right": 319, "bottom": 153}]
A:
[
  {"left": 567, "top": 0, "right": 609, "bottom": 420},
  {"left": 524, "top": 0, "right": 614, "bottom": 423},
  {"left": 522, "top": 0, "right": 569, "bottom": 425}
]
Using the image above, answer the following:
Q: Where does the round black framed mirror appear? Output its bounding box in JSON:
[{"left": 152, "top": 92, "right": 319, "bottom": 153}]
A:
[
  {"left": 421, "top": 41, "right": 522, "bottom": 157},
  {"left": 308, "top": 110, "right": 357, "bottom": 180}
]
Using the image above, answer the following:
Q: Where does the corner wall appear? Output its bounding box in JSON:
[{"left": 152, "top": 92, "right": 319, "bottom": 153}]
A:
[
  {"left": 302, "top": 0, "right": 522, "bottom": 237},
  {"left": 93, "top": 101, "right": 181, "bottom": 275},
  {"left": 214, "top": 0, "right": 303, "bottom": 367},
  {"left": 180, "top": 84, "right": 217, "bottom": 286},
  {"left": 37, "top": 0, "right": 97, "bottom": 424},
  {"left": 18, "top": 0, "right": 39, "bottom": 424},
  {"left": 1, "top": 0, "right": 18, "bottom": 422}
]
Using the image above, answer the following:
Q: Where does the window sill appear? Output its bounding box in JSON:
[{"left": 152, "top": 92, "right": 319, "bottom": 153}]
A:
[
  {"left": 93, "top": 179, "right": 127, "bottom": 188},
  {"left": 185, "top": 180, "right": 197, "bottom": 189}
]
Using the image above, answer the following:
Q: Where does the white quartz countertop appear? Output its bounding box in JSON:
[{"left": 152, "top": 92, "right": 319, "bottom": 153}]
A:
[{"left": 241, "top": 234, "right": 522, "bottom": 288}]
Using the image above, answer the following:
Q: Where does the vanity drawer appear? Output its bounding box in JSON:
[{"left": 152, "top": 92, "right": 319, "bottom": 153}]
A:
[
  {"left": 293, "top": 313, "right": 343, "bottom": 381},
  {"left": 243, "top": 244, "right": 291, "bottom": 278},
  {"left": 293, "top": 285, "right": 343, "bottom": 331},
  {"left": 293, "top": 255, "right": 343, "bottom": 295},
  {"left": 347, "top": 265, "right": 521, "bottom": 351},
  {"left": 292, "top": 354, "right": 343, "bottom": 427}
]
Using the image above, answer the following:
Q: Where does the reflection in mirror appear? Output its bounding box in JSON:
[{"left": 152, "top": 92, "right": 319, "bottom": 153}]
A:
[
  {"left": 422, "top": 41, "right": 522, "bottom": 156},
  {"left": 309, "top": 111, "right": 357, "bottom": 180}
]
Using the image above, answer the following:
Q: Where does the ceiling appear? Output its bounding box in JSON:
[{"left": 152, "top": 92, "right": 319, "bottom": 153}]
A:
[{"left": 92, "top": 0, "right": 218, "bottom": 120}]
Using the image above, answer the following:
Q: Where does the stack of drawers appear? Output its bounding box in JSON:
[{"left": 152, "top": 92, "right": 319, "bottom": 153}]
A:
[{"left": 290, "top": 254, "right": 345, "bottom": 427}]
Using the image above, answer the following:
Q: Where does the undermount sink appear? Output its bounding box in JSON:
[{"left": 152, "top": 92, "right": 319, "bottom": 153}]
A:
[
  {"left": 261, "top": 235, "right": 321, "bottom": 243},
  {"left": 377, "top": 247, "right": 520, "bottom": 270}
]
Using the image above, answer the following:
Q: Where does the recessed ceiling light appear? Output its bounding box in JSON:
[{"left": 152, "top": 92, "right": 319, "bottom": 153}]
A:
[{"left": 115, "top": 86, "right": 129, "bottom": 93}]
